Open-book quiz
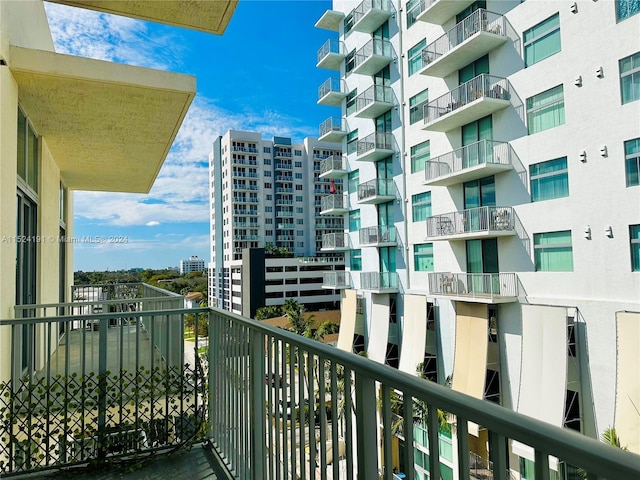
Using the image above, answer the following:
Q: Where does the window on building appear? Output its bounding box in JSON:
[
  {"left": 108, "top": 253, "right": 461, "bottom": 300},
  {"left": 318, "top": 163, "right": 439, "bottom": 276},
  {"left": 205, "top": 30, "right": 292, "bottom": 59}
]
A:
[
  {"left": 414, "top": 243, "right": 434, "bottom": 271},
  {"left": 17, "top": 107, "right": 38, "bottom": 192},
  {"left": 265, "top": 206, "right": 273, "bottom": 212},
  {"left": 295, "top": 185, "right": 302, "bottom": 190},
  {"left": 348, "top": 170, "right": 359, "bottom": 195},
  {"left": 264, "top": 147, "right": 271, "bottom": 153},
  {"left": 409, "top": 89, "right": 429, "bottom": 125},
  {"left": 530, "top": 157, "right": 569, "bottom": 201},
  {"left": 295, "top": 161, "right": 302, "bottom": 168},
  {"left": 630, "top": 225, "right": 640, "bottom": 271},
  {"left": 264, "top": 182, "right": 272, "bottom": 189},
  {"left": 346, "top": 89, "right": 358, "bottom": 116},
  {"left": 347, "top": 130, "right": 358, "bottom": 155},
  {"left": 266, "top": 194, "right": 272, "bottom": 200},
  {"left": 350, "top": 249, "right": 362, "bottom": 271},
  {"left": 412, "top": 192, "right": 432, "bottom": 222},
  {"left": 264, "top": 158, "right": 271, "bottom": 165},
  {"left": 616, "top": 0, "right": 640, "bottom": 21},
  {"left": 408, "top": 39, "right": 426, "bottom": 75},
  {"left": 264, "top": 170, "right": 271, "bottom": 176},
  {"left": 345, "top": 49, "right": 356, "bottom": 75},
  {"left": 524, "top": 13, "right": 561, "bottom": 67},
  {"left": 534, "top": 230, "right": 573, "bottom": 271},
  {"left": 295, "top": 173, "right": 303, "bottom": 179},
  {"left": 344, "top": 11, "right": 355, "bottom": 35},
  {"left": 625, "top": 137, "right": 640, "bottom": 186},
  {"left": 295, "top": 195, "right": 303, "bottom": 202},
  {"left": 294, "top": 150, "right": 302, "bottom": 156},
  {"left": 296, "top": 207, "right": 303, "bottom": 213},
  {"left": 619, "top": 52, "right": 640, "bottom": 104},
  {"left": 411, "top": 140, "right": 430, "bottom": 173},
  {"left": 406, "top": 0, "right": 423, "bottom": 28},
  {"left": 526, "top": 85, "right": 565, "bottom": 134},
  {"left": 349, "top": 209, "right": 361, "bottom": 232}
]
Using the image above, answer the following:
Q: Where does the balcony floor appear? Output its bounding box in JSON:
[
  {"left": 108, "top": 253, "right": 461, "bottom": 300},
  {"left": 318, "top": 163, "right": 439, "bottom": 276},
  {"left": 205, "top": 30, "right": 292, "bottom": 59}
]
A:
[{"left": 32, "top": 443, "right": 225, "bottom": 480}]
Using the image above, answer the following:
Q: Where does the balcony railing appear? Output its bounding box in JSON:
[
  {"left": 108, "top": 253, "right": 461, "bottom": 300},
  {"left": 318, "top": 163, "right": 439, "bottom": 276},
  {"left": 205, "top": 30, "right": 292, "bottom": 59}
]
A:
[
  {"left": 319, "top": 155, "right": 348, "bottom": 178},
  {"left": 428, "top": 271, "right": 519, "bottom": 302},
  {"left": 320, "top": 194, "right": 349, "bottom": 214},
  {"left": 426, "top": 206, "right": 516, "bottom": 240},
  {"left": 318, "top": 77, "right": 346, "bottom": 106},
  {"left": 424, "top": 139, "right": 516, "bottom": 186},
  {"left": 319, "top": 116, "right": 347, "bottom": 142},
  {"left": 352, "top": 0, "right": 394, "bottom": 33},
  {"left": 322, "top": 271, "right": 352, "bottom": 289},
  {"left": 353, "top": 85, "right": 393, "bottom": 119},
  {"left": 359, "top": 225, "right": 397, "bottom": 246},
  {"left": 3, "top": 298, "right": 640, "bottom": 479},
  {"left": 360, "top": 271, "right": 399, "bottom": 291},
  {"left": 353, "top": 38, "right": 393, "bottom": 75},
  {"left": 423, "top": 74, "right": 511, "bottom": 131},
  {"left": 419, "top": 9, "right": 507, "bottom": 77},
  {"left": 317, "top": 38, "right": 345, "bottom": 70},
  {"left": 231, "top": 146, "right": 259, "bottom": 153},
  {"left": 321, "top": 232, "right": 351, "bottom": 251},
  {"left": 357, "top": 178, "right": 395, "bottom": 204},
  {"left": 356, "top": 131, "right": 394, "bottom": 162},
  {"left": 416, "top": 0, "right": 476, "bottom": 25}
]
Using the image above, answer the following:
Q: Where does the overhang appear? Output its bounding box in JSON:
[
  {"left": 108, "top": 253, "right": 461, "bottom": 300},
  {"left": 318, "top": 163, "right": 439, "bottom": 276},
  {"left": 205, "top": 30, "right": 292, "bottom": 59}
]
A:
[
  {"left": 10, "top": 45, "right": 196, "bottom": 193},
  {"left": 47, "top": 0, "right": 238, "bottom": 35}
]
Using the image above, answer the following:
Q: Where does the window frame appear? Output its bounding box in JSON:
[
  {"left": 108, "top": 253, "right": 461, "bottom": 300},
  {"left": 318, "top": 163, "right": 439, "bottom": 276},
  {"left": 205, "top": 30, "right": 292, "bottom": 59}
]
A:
[
  {"left": 616, "top": 0, "right": 640, "bottom": 21},
  {"left": 526, "top": 84, "right": 565, "bottom": 135},
  {"left": 350, "top": 248, "right": 362, "bottom": 271},
  {"left": 349, "top": 209, "right": 361, "bottom": 232},
  {"left": 409, "top": 89, "right": 429, "bottom": 125},
  {"left": 408, "top": 39, "right": 426, "bottom": 76},
  {"left": 523, "top": 13, "right": 561, "bottom": 68},
  {"left": 529, "top": 156, "right": 569, "bottom": 202},
  {"left": 630, "top": 225, "right": 640, "bottom": 271},
  {"left": 413, "top": 243, "right": 434, "bottom": 272},
  {"left": 411, "top": 140, "right": 430, "bottom": 173},
  {"left": 533, "top": 230, "right": 574, "bottom": 272},
  {"left": 412, "top": 191, "right": 432, "bottom": 222},
  {"left": 619, "top": 51, "right": 640, "bottom": 105},
  {"left": 625, "top": 137, "right": 640, "bottom": 187}
]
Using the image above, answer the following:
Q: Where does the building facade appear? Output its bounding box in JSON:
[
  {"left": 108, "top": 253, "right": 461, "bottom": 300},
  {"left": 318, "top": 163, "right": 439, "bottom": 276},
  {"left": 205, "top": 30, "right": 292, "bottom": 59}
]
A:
[
  {"left": 315, "top": 0, "right": 640, "bottom": 476},
  {"left": 180, "top": 255, "right": 206, "bottom": 274},
  {"left": 208, "top": 130, "right": 346, "bottom": 311}
]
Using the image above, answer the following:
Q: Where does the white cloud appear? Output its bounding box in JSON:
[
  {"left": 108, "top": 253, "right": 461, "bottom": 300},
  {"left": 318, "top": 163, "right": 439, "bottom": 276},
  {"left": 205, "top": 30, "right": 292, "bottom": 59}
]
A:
[{"left": 146, "top": 221, "right": 160, "bottom": 226}]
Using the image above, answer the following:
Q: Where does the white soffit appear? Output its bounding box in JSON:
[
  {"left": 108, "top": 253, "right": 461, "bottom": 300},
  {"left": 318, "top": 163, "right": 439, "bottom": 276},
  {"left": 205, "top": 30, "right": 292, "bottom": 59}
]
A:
[
  {"left": 48, "top": 0, "right": 238, "bottom": 35},
  {"left": 398, "top": 294, "right": 428, "bottom": 376},
  {"left": 615, "top": 311, "right": 640, "bottom": 455},
  {"left": 367, "top": 293, "right": 390, "bottom": 364},
  {"left": 10, "top": 45, "right": 195, "bottom": 193},
  {"left": 337, "top": 289, "right": 357, "bottom": 352}
]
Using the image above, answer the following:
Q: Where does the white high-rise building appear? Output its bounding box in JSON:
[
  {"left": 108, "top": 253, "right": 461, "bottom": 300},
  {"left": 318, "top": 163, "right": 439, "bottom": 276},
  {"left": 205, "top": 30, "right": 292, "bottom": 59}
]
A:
[
  {"left": 315, "top": 0, "right": 640, "bottom": 476},
  {"left": 208, "top": 130, "right": 345, "bottom": 313},
  {"left": 179, "top": 255, "right": 206, "bottom": 275}
]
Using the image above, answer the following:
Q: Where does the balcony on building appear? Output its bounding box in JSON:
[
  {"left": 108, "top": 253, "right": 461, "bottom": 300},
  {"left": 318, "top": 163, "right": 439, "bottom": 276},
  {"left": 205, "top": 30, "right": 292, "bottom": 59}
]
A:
[
  {"left": 418, "top": 9, "right": 508, "bottom": 78},
  {"left": 428, "top": 271, "right": 519, "bottom": 303},
  {"left": 424, "top": 139, "right": 516, "bottom": 186},
  {"left": 360, "top": 271, "right": 399, "bottom": 293},
  {"left": 351, "top": 0, "right": 394, "bottom": 33},
  {"left": 322, "top": 271, "right": 352, "bottom": 289},
  {"left": 321, "top": 232, "right": 351, "bottom": 251},
  {"left": 356, "top": 132, "right": 394, "bottom": 162},
  {"left": 426, "top": 206, "right": 516, "bottom": 241},
  {"left": 314, "top": 9, "right": 345, "bottom": 31},
  {"left": 320, "top": 194, "right": 349, "bottom": 215},
  {"left": 357, "top": 178, "right": 395, "bottom": 204},
  {"left": 423, "top": 74, "right": 511, "bottom": 132},
  {"left": 319, "top": 155, "right": 348, "bottom": 179},
  {"left": 318, "top": 77, "right": 347, "bottom": 106},
  {"left": 276, "top": 209, "right": 294, "bottom": 218},
  {"left": 234, "top": 234, "right": 262, "bottom": 242},
  {"left": 316, "top": 38, "right": 345, "bottom": 70},
  {"left": 353, "top": 38, "right": 393, "bottom": 76},
  {"left": 416, "top": 0, "right": 476, "bottom": 25},
  {"left": 359, "top": 225, "right": 397, "bottom": 247},
  {"left": 275, "top": 174, "right": 293, "bottom": 183},
  {"left": 274, "top": 150, "right": 292, "bottom": 159},
  {"left": 353, "top": 85, "right": 394, "bottom": 119},
  {"left": 319, "top": 116, "right": 348, "bottom": 143},
  {"left": 231, "top": 170, "right": 258, "bottom": 179}
]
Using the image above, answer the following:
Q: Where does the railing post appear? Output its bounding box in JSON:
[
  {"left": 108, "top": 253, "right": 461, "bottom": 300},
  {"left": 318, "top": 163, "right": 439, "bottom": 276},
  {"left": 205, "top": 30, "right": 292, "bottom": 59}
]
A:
[
  {"left": 249, "top": 328, "right": 266, "bottom": 480},
  {"left": 489, "top": 431, "right": 508, "bottom": 480},
  {"left": 355, "top": 373, "right": 378, "bottom": 480},
  {"left": 96, "top": 316, "right": 108, "bottom": 462}
]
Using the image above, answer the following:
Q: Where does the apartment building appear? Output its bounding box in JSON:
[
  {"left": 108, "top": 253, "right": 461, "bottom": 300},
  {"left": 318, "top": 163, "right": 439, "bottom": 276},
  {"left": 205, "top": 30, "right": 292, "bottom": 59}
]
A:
[
  {"left": 180, "top": 255, "right": 206, "bottom": 274},
  {"left": 315, "top": 0, "right": 640, "bottom": 477},
  {"left": 0, "top": 0, "right": 236, "bottom": 384},
  {"left": 208, "top": 130, "right": 346, "bottom": 311}
]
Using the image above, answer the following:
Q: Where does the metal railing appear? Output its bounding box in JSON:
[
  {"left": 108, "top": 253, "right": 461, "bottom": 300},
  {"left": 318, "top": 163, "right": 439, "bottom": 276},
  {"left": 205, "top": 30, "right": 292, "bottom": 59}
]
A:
[
  {"left": 322, "top": 271, "right": 352, "bottom": 289},
  {"left": 318, "top": 77, "right": 344, "bottom": 101},
  {"left": 320, "top": 155, "right": 347, "bottom": 176},
  {"left": 322, "top": 232, "right": 351, "bottom": 250},
  {"left": 354, "top": 85, "right": 393, "bottom": 114},
  {"left": 428, "top": 271, "right": 519, "bottom": 298},
  {"left": 320, "top": 116, "right": 345, "bottom": 137},
  {"left": 421, "top": 9, "right": 506, "bottom": 66},
  {"left": 359, "top": 225, "right": 397, "bottom": 245},
  {"left": 357, "top": 178, "right": 395, "bottom": 202},
  {"left": 317, "top": 38, "right": 344, "bottom": 64},
  {"left": 426, "top": 206, "right": 515, "bottom": 237},
  {"left": 356, "top": 132, "right": 393, "bottom": 157},
  {"left": 406, "top": 0, "right": 426, "bottom": 25},
  {"left": 232, "top": 146, "right": 259, "bottom": 153},
  {"left": 354, "top": 38, "right": 393, "bottom": 70},
  {"left": 424, "top": 139, "right": 516, "bottom": 181},
  {"left": 321, "top": 194, "right": 348, "bottom": 212},
  {"left": 353, "top": 0, "right": 394, "bottom": 24},
  {"left": 424, "top": 74, "right": 511, "bottom": 124},
  {"left": 360, "top": 271, "right": 399, "bottom": 290}
]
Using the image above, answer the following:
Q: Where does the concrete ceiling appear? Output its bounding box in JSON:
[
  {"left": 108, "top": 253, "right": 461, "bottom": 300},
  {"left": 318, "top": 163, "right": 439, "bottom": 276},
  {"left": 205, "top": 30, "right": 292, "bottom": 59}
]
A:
[
  {"left": 47, "top": 0, "right": 238, "bottom": 34},
  {"left": 10, "top": 45, "right": 196, "bottom": 193}
]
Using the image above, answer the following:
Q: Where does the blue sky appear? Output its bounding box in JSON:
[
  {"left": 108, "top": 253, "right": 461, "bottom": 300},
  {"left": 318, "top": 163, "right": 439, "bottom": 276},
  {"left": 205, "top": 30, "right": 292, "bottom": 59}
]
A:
[{"left": 44, "top": 0, "right": 337, "bottom": 271}]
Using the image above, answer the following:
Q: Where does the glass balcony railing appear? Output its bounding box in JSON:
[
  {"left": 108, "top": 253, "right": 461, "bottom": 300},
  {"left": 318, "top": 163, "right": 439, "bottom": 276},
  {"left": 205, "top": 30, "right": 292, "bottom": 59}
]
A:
[
  {"left": 319, "top": 155, "right": 348, "bottom": 178},
  {"left": 426, "top": 206, "right": 516, "bottom": 239},
  {"left": 353, "top": 38, "right": 393, "bottom": 75},
  {"left": 356, "top": 131, "right": 394, "bottom": 162},
  {"left": 419, "top": 9, "right": 507, "bottom": 77},
  {"left": 322, "top": 271, "right": 352, "bottom": 289},
  {"left": 319, "top": 116, "right": 347, "bottom": 142},
  {"left": 359, "top": 224, "right": 397, "bottom": 246},
  {"left": 424, "top": 139, "right": 516, "bottom": 186},
  {"left": 320, "top": 194, "right": 349, "bottom": 213},
  {"left": 357, "top": 178, "right": 395, "bottom": 203},
  {"left": 423, "top": 74, "right": 511, "bottom": 131},
  {"left": 428, "top": 271, "right": 519, "bottom": 301},
  {"left": 353, "top": 84, "right": 393, "bottom": 118},
  {"left": 317, "top": 38, "right": 345, "bottom": 70},
  {"left": 360, "top": 271, "right": 399, "bottom": 291},
  {"left": 3, "top": 295, "right": 639, "bottom": 479},
  {"left": 318, "top": 77, "right": 346, "bottom": 106}
]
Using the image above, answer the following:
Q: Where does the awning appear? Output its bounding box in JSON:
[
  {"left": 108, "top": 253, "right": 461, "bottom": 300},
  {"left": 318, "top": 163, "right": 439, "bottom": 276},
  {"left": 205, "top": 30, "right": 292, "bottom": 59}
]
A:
[
  {"left": 398, "top": 294, "right": 428, "bottom": 375},
  {"left": 615, "top": 311, "right": 640, "bottom": 455},
  {"left": 337, "top": 289, "right": 357, "bottom": 352},
  {"left": 367, "top": 294, "right": 390, "bottom": 364},
  {"left": 10, "top": 45, "right": 195, "bottom": 193}
]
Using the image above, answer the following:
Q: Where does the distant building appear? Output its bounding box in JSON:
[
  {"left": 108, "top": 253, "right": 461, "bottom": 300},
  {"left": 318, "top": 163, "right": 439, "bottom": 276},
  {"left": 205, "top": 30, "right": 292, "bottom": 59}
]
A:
[{"left": 180, "top": 256, "right": 205, "bottom": 275}]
